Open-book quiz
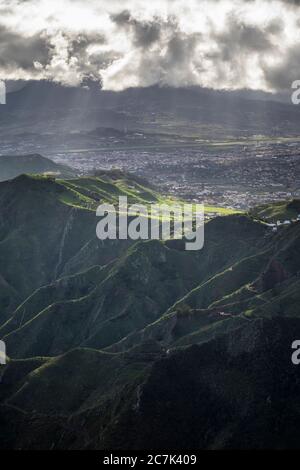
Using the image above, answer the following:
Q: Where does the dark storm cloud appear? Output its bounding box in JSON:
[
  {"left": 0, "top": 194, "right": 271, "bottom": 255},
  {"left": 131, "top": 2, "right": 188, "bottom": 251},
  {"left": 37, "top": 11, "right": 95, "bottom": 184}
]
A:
[
  {"left": 67, "top": 32, "right": 110, "bottom": 84},
  {"left": 111, "top": 10, "right": 131, "bottom": 25},
  {"left": 266, "top": 18, "right": 285, "bottom": 35},
  {"left": 282, "top": 0, "right": 300, "bottom": 4},
  {"left": 136, "top": 29, "right": 203, "bottom": 87},
  {"left": 199, "top": 16, "right": 278, "bottom": 88},
  {"left": 211, "top": 17, "right": 274, "bottom": 62},
  {"left": 70, "top": 32, "right": 105, "bottom": 55},
  {"left": 111, "top": 10, "right": 162, "bottom": 47},
  {"left": 0, "top": 24, "right": 50, "bottom": 70},
  {"left": 69, "top": 31, "right": 108, "bottom": 69},
  {"left": 263, "top": 45, "right": 300, "bottom": 90},
  {"left": 226, "top": 0, "right": 300, "bottom": 4},
  {"left": 0, "top": 21, "right": 106, "bottom": 85},
  {"left": 109, "top": 11, "right": 202, "bottom": 87}
]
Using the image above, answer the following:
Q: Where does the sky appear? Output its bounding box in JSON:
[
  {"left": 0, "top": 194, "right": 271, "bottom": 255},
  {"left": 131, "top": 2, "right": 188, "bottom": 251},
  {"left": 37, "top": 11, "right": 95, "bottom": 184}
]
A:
[{"left": 0, "top": 0, "right": 300, "bottom": 93}]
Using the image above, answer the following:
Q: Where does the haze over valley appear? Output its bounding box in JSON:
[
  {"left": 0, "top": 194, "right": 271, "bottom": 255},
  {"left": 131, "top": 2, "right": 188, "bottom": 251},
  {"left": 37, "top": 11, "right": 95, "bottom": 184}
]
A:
[{"left": 1, "top": 82, "right": 300, "bottom": 209}]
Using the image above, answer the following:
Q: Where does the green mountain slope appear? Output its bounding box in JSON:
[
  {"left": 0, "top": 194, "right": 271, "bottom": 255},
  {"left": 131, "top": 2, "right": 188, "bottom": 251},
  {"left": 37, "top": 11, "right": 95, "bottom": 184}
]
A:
[
  {"left": 1, "top": 173, "right": 300, "bottom": 449},
  {"left": 1, "top": 214, "right": 269, "bottom": 358},
  {"left": 0, "top": 173, "right": 148, "bottom": 322},
  {"left": 249, "top": 199, "right": 300, "bottom": 223},
  {"left": 1, "top": 318, "right": 300, "bottom": 449}
]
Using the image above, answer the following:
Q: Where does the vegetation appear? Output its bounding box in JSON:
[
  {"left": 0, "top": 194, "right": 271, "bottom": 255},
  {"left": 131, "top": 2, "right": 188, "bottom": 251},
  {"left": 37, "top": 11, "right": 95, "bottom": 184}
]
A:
[
  {"left": 249, "top": 199, "right": 300, "bottom": 222},
  {"left": 1, "top": 172, "right": 300, "bottom": 449}
]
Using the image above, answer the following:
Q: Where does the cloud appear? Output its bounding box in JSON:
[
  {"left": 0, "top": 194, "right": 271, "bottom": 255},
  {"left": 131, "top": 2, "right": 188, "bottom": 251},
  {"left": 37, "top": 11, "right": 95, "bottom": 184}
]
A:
[
  {"left": 41, "top": 30, "right": 107, "bottom": 86},
  {"left": 111, "top": 10, "right": 162, "bottom": 47},
  {"left": 263, "top": 45, "right": 300, "bottom": 90},
  {"left": 0, "top": 0, "right": 299, "bottom": 92},
  {"left": 212, "top": 17, "right": 274, "bottom": 59},
  {"left": 0, "top": 24, "right": 50, "bottom": 71}
]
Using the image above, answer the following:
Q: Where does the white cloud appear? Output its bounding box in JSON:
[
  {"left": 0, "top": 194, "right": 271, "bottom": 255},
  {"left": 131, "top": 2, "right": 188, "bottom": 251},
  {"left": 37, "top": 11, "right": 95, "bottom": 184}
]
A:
[{"left": 0, "top": 0, "right": 299, "bottom": 92}]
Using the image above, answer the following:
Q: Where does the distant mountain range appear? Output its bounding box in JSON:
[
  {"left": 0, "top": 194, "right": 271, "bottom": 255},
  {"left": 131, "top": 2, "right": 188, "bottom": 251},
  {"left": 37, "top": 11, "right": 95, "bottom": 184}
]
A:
[
  {"left": 0, "top": 172, "right": 300, "bottom": 449},
  {"left": 1, "top": 81, "right": 300, "bottom": 137}
]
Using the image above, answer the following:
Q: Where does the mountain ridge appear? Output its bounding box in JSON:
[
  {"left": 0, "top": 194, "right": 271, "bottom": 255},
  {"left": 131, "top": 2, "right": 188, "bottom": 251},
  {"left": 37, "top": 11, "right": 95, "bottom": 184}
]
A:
[{"left": 0, "top": 171, "right": 300, "bottom": 449}]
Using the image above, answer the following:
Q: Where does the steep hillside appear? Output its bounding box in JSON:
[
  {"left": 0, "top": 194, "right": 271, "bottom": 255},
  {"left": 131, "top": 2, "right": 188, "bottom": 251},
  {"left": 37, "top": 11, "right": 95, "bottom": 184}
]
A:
[
  {"left": 249, "top": 199, "right": 300, "bottom": 223},
  {"left": 1, "top": 213, "right": 269, "bottom": 358},
  {"left": 0, "top": 172, "right": 156, "bottom": 322},
  {"left": 1, "top": 318, "right": 300, "bottom": 449},
  {"left": 1, "top": 174, "right": 300, "bottom": 449}
]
